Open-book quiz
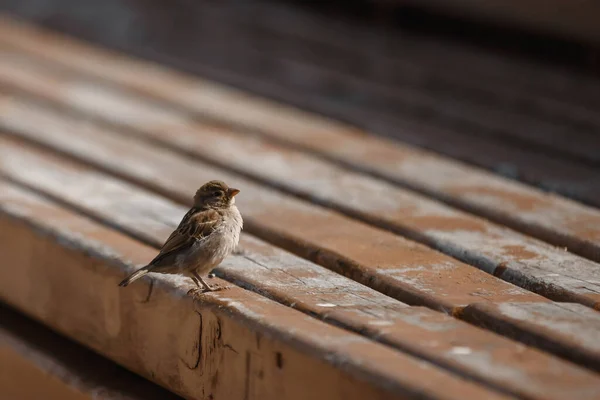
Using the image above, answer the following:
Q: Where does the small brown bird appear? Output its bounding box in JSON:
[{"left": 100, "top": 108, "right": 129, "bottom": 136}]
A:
[{"left": 119, "top": 180, "right": 243, "bottom": 292}]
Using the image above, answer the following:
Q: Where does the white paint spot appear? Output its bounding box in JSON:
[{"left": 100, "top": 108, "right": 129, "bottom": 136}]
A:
[
  {"left": 316, "top": 303, "right": 337, "bottom": 308},
  {"left": 450, "top": 346, "right": 472, "bottom": 355}
]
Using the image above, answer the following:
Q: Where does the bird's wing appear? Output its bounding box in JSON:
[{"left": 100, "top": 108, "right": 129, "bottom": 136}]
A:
[{"left": 148, "top": 208, "right": 221, "bottom": 266}]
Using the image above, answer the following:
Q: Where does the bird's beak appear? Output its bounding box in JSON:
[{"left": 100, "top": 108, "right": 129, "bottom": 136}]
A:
[{"left": 228, "top": 188, "right": 240, "bottom": 197}]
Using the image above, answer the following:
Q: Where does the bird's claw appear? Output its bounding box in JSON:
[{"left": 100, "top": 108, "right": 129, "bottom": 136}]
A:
[
  {"left": 187, "top": 287, "right": 204, "bottom": 296},
  {"left": 187, "top": 284, "right": 231, "bottom": 296}
]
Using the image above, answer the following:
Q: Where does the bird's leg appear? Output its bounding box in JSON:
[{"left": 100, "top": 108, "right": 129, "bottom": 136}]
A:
[
  {"left": 191, "top": 276, "right": 202, "bottom": 287},
  {"left": 188, "top": 274, "right": 209, "bottom": 295},
  {"left": 188, "top": 271, "right": 229, "bottom": 295},
  {"left": 192, "top": 271, "right": 213, "bottom": 292}
]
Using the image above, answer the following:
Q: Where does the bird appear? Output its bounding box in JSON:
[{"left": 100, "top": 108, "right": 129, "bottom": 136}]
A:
[{"left": 118, "top": 180, "right": 243, "bottom": 292}]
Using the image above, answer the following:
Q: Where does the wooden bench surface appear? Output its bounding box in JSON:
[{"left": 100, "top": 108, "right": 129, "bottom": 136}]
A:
[
  {"left": 0, "top": 16, "right": 600, "bottom": 400},
  {"left": 1, "top": 179, "right": 517, "bottom": 400}
]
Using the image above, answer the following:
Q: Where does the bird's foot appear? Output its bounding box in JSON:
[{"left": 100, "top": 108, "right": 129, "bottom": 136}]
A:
[
  {"left": 187, "top": 287, "right": 203, "bottom": 296},
  {"left": 187, "top": 283, "right": 231, "bottom": 296}
]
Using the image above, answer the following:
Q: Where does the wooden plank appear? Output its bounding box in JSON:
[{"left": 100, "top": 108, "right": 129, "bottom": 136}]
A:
[
  {"left": 0, "top": 182, "right": 513, "bottom": 400},
  {"left": 1, "top": 91, "right": 600, "bottom": 311},
  {"left": 461, "top": 302, "right": 600, "bottom": 373},
  {"left": 0, "top": 132, "right": 545, "bottom": 314},
  {"left": 0, "top": 304, "right": 183, "bottom": 400},
  {"left": 2, "top": 149, "right": 600, "bottom": 399},
  {"left": 0, "top": 22, "right": 598, "bottom": 264}
]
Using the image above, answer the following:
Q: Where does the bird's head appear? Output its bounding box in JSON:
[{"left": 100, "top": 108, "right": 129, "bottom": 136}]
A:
[{"left": 194, "top": 180, "right": 240, "bottom": 209}]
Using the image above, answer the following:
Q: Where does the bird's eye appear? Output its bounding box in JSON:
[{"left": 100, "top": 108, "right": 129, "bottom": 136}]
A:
[{"left": 213, "top": 191, "right": 221, "bottom": 197}]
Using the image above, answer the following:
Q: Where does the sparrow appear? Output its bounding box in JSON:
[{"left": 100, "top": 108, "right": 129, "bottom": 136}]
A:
[{"left": 118, "top": 180, "right": 243, "bottom": 292}]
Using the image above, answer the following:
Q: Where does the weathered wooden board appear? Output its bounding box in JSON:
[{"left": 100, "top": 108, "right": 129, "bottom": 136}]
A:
[
  {"left": 0, "top": 133, "right": 544, "bottom": 314},
  {"left": 0, "top": 24, "right": 599, "bottom": 265},
  {"left": 1, "top": 93, "right": 599, "bottom": 311},
  {"left": 2, "top": 159, "right": 600, "bottom": 399},
  {"left": 0, "top": 181, "right": 516, "bottom": 400},
  {"left": 462, "top": 302, "right": 600, "bottom": 373},
  {"left": 0, "top": 304, "right": 183, "bottom": 400}
]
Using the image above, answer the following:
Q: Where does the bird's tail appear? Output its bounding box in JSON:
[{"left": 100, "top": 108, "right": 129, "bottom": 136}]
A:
[{"left": 119, "top": 266, "right": 151, "bottom": 287}]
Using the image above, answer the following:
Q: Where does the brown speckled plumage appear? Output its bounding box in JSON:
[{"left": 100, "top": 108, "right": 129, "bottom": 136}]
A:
[{"left": 119, "top": 180, "right": 243, "bottom": 292}]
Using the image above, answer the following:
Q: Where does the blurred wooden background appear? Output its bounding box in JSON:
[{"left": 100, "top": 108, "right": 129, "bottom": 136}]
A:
[{"left": 3, "top": 0, "right": 599, "bottom": 207}]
